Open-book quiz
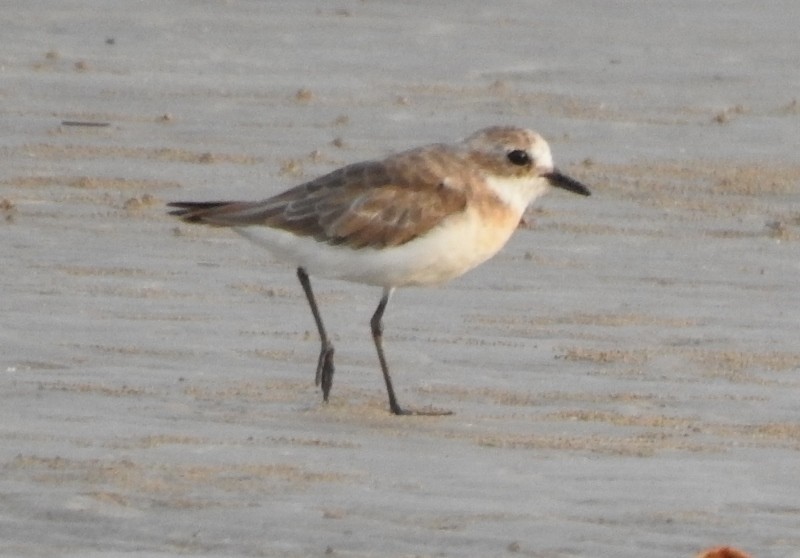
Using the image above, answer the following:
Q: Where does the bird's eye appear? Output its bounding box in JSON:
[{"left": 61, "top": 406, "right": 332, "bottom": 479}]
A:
[{"left": 507, "top": 149, "right": 531, "bottom": 166}]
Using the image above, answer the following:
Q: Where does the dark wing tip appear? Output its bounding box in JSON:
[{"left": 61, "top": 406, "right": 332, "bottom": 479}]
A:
[{"left": 167, "top": 201, "right": 238, "bottom": 222}]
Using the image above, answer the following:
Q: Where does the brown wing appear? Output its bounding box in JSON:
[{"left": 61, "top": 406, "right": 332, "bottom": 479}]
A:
[{"left": 169, "top": 147, "right": 469, "bottom": 249}]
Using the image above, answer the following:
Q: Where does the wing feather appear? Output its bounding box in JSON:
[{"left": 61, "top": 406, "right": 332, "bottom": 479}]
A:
[{"left": 169, "top": 147, "right": 469, "bottom": 249}]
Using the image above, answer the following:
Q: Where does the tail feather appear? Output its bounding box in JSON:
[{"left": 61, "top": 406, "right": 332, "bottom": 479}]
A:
[{"left": 167, "top": 201, "right": 238, "bottom": 223}]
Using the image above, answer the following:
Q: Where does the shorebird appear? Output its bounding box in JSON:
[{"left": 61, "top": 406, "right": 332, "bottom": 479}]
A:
[{"left": 169, "top": 126, "right": 591, "bottom": 415}]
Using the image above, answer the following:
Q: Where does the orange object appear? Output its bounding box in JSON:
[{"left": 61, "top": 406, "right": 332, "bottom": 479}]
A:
[{"left": 696, "top": 547, "right": 752, "bottom": 558}]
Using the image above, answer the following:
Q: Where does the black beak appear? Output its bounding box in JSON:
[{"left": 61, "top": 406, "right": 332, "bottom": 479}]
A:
[{"left": 544, "top": 169, "right": 591, "bottom": 196}]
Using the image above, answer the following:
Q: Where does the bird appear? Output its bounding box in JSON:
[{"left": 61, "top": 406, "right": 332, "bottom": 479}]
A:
[{"left": 168, "top": 126, "right": 591, "bottom": 415}]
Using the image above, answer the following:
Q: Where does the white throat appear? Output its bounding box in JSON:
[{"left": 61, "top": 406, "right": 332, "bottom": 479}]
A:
[{"left": 484, "top": 174, "right": 551, "bottom": 214}]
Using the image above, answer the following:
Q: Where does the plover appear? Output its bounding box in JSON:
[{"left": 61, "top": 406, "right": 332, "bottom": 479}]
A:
[{"left": 169, "top": 126, "right": 591, "bottom": 415}]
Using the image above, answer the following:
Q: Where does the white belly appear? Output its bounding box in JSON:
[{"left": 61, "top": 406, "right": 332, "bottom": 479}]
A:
[{"left": 233, "top": 206, "right": 521, "bottom": 288}]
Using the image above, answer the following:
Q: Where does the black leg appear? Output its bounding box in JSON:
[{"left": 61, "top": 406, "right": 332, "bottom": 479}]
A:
[
  {"left": 370, "top": 288, "right": 452, "bottom": 416},
  {"left": 296, "top": 267, "right": 335, "bottom": 401},
  {"left": 370, "top": 289, "right": 403, "bottom": 414}
]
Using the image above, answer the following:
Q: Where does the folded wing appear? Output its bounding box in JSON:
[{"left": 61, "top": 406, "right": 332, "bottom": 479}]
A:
[{"left": 169, "top": 152, "right": 468, "bottom": 250}]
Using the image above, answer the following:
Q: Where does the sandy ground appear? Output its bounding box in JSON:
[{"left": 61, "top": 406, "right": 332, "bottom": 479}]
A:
[{"left": 2, "top": 1, "right": 800, "bottom": 557}]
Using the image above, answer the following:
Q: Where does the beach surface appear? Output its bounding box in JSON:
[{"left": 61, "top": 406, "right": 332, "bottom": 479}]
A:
[{"left": 2, "top": 2, "right": 799, "bottom": 557}]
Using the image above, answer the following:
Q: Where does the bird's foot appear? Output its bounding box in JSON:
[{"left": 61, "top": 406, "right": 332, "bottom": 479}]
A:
[
  {"left": 315, "top": 345, "right": 335, "bottom": 402},
  {"left": 390, "top": 404, "right": 453, "bottom": 417}
]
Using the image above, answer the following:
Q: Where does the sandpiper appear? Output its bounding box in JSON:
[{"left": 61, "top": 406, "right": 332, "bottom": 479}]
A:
[{"left": 169, "top": 126, "right": 591, "bottom": 415}]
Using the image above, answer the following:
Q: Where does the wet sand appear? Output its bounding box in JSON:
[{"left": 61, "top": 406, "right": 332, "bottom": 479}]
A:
[{"left": 2, "top": 2, "right": 799, "bottom": 557}]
